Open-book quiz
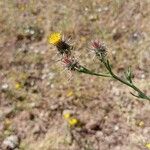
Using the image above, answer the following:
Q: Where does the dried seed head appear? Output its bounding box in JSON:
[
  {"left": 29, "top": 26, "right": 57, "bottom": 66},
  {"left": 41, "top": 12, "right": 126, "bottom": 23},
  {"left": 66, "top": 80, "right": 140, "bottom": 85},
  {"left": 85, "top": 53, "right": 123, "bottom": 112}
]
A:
[
  {"left": 91, "top": 40, "right": 107, "bottom": 59},
  {"left": 62, "top": 56, "right": 80, "bottom": 71},
  {"left": 56, "top": 41, "right": 71, "bottom": 55}
]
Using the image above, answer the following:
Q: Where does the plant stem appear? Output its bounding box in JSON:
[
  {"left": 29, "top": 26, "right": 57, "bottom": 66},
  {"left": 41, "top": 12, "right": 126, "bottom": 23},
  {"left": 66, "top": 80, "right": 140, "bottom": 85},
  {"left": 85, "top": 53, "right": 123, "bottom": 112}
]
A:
[
  {"left": 75, "top": 61, "right": 150, "bottom": 100},
  {"left": 131, "top": 84, "right": 150, "bottom": 100},
  {"left": 76, "top": 66, "right": 111, "bottom": 77},
  {"left": 102, "top": 59, "right": 150, "bottom": 100}
]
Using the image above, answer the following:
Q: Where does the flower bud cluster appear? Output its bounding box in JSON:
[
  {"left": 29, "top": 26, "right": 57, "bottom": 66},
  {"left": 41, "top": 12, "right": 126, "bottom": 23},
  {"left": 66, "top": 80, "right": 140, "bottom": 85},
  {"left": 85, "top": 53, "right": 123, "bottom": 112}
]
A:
[{"left": 48, "top": 32, "right": 80, "bottom": 71}]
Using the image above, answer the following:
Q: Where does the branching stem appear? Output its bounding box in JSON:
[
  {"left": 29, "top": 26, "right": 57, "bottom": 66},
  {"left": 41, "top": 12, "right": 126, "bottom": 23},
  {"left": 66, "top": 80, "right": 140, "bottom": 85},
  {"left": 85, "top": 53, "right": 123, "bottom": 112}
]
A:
[{"left": 75, "top": 59, "right": 150, "bottom": 101}]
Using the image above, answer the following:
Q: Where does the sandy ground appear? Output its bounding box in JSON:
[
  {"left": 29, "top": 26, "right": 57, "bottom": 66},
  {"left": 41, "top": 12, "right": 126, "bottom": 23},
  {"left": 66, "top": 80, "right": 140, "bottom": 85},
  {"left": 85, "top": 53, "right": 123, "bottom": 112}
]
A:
[{"left": 0, "top": 0, "right": 150, "bottom": 150}]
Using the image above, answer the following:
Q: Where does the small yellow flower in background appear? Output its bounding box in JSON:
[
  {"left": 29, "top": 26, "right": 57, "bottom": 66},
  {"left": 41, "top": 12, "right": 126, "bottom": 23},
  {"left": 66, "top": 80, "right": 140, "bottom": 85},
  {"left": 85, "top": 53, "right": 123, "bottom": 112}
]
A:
[
  {"left": 4, "top": 119, "right": 12, "bottom": 127},
  {"left": 48, "top": 32, "right": 62, "bottom": 46},
  {"left": 63, "top": 113, "right": 71, "bottom": 119},
  {"left": 15, "top": 83, "right": 22, "bottom": 90},
  {"left": 136, "top": 120, "right": 144, "bottom": 127},
  {"left": 138, "top": 121, "right": 144, "bottom": 127},
  {"left": 145, "top": 143, "right": 150, "bottom": 149},
  {"left": 67, "top": 90, "right": 74, "bottom": 97},
  {"left": 69, "top": 118, "right": 78, "bottom": 126},
  {"left": 63, "top": 110, "right": 79, "bottom": 127},
  {"left": 104, "top": 115, "right": 108, "bottom": 120}
]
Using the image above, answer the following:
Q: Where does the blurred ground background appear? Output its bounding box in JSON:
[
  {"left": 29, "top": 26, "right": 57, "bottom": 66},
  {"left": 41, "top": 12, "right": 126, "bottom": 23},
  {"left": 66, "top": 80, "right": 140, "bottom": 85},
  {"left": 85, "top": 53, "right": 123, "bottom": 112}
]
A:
[{"left": 0, "top": 0, "right": 150, "bottom": 150}]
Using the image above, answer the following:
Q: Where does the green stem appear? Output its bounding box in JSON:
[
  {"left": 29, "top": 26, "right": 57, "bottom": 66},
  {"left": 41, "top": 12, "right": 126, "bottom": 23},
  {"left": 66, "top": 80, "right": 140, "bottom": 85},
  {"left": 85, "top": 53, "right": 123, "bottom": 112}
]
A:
[
  {"left": 75, "top": 61, "right": 150, "bottom": 100},
  {"left": 131, "top": 84, "right": 150, "bottom": 100},
  {"left": 76, "top": 66, "right": 111, "bottom": 77},
  {"left": 103, "top": 59, "right": 150, "bottom": 100}
]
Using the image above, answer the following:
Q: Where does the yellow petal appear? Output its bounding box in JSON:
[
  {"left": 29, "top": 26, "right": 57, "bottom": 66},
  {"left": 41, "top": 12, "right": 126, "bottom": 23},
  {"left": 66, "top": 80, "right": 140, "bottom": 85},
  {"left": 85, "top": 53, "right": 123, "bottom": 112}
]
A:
[
  {"left": 15, "top": 83, "right": 22, "bottom": 90},
  {"left": 48, "top": 32, "right": 62, "bottom": 45},
  {"left": 69, "top": 118, "right": 78, "bottom": 126},
  {"left": 63, "top": 113, "right": 71, "bottom": 119},
  {"left": 67, "top": 91, "right": 74, "bottom": 97},
  {"left": 145, "top": 143, "right": 150, "bottom": 149}
]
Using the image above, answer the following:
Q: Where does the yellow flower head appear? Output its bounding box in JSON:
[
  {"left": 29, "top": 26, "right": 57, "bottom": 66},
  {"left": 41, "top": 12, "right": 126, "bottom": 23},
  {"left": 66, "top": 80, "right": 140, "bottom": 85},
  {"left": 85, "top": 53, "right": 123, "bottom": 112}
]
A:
[
  {"left": 63, "top": 113, "right": 71, "bottom": 119},
  {"left": 69, "top": 118, "right": 78, "bottom": 126},
  {"left": 145, "top": 143, "right": 150, "bottom": 149},
  {"left": 15, "top": 83, "right": 22, "bottom": 90},
  {"left": 48, "top": 32, "right": 62, "bottom": 46},
  {"left": 67, "top": 90, "right": 74, "bottom": 97},
  {"left": 138, "top": 121, "right": 144, "bottom": 127}
]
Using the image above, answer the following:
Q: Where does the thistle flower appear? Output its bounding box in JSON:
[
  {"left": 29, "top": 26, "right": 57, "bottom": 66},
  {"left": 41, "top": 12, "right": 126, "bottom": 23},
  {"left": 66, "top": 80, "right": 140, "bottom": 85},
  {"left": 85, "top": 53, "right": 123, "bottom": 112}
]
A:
[
  {"left": 68, "top": 118, "right": 78, "bottom": 126},
  {"left": 62, "top": 56, "right": 80, "bottom": 71},
  {"left": 48, "top": 33, "right": 150, "bottom": 100},
  {"left": 48, "top": 32, "right": 72, "bottom": 56},
  {"left": 48, "top": 32, "right": 62, "bottom": 46},
  {"left": 91, "top": 40, "right": 107, "bottom": 59},
  {"left": 61, "top": 56, "right": 110, "bottom": 77}
]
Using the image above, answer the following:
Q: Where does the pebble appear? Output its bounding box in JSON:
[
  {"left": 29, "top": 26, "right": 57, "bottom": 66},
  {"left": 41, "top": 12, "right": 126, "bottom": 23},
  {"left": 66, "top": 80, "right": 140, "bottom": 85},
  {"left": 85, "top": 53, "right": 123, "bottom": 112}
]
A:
[
  {"left": 85, "top": 120, "right": 100, "bottom": 131},
  {"left": 0, "top": 107, "right": 14, "bottom": 120},
  {"left": 33, "top": 124, "right": 41, "bottom": 134},
  {"left": 141, "top": 74, "right": 145, "bottom": 79},
  {"left": 1, "top": 83, "right": 9, "bottom": 91},
  {"left": 48, "top": 72, "right": 55, "bottom": 80},
  {"left": 96, "top": 131, "right": 104, "bottom": 138},
  {"left": 114, "top": 125, "right": 119, "bottom": 131},
  {"left": 112, "top": 86, "right": 120, "bottom": 96},
  {"left": 2, "top": 135, "right": 20, "bottom": 149},
  {"left": 63, "top": 110, "right": 75, "bottom": 116},
  {"left": 50, "top": 104, "right": 59, "bottom": 110},
  {"left": 89, "top": 15, "right": 98, "bottom": 21}
]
